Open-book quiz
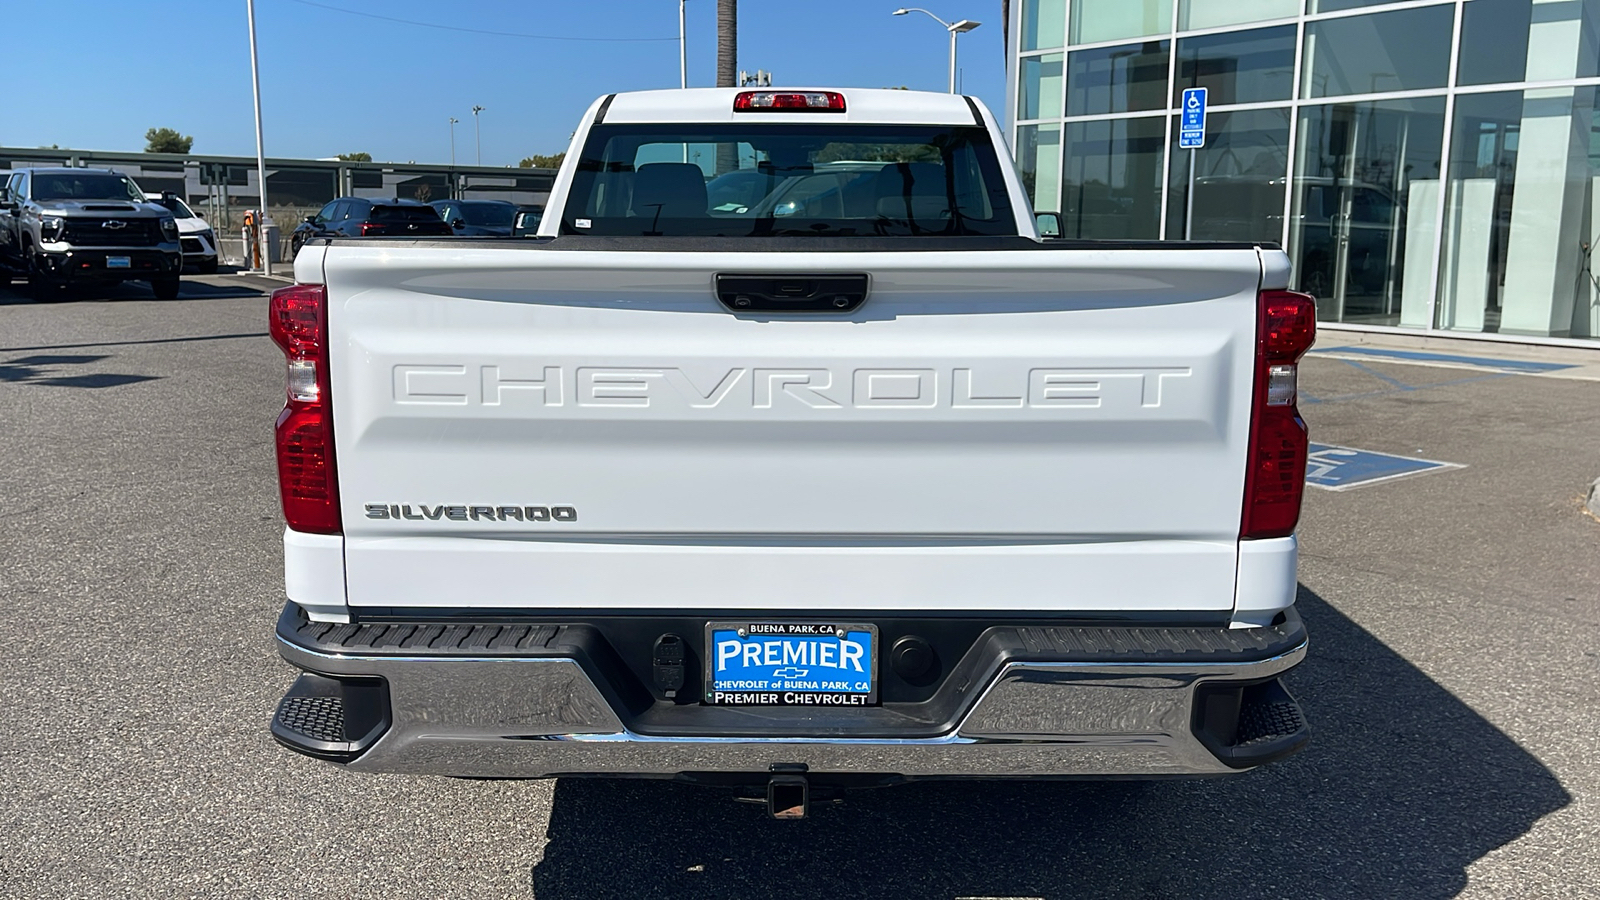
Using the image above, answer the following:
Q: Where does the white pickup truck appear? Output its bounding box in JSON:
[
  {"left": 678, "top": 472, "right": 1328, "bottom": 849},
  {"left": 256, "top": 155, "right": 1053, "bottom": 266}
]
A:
[{"left": 269, "top": 88, "right": 1314, "bottom": 818}]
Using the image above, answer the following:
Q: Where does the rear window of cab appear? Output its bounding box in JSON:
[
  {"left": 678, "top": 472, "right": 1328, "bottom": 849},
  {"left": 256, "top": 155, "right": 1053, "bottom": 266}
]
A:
[{"left": 563, "top": 123, "right": 1016, "bottom": 237}]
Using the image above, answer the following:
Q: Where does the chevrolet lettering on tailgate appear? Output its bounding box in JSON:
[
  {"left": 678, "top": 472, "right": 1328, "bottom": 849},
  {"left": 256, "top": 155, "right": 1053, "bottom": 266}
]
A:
[{"left": 393, "top": 364, "right": 1193, "bottom": 411}]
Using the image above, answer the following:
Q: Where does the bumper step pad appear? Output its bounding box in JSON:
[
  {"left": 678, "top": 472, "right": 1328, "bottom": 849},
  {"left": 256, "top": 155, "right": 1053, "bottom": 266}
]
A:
[
  {"left": 1238, "top": 695, "right": 1308, "bottom": 748},
  {"left": 276, "top": 695, "right": 345, "bottom": 744},
  {"left": 270, "top": 671, "right": 390, "bottom": 762},
  {"left": 1193, "top": 677, "right": 1311, "bottom": 768}
]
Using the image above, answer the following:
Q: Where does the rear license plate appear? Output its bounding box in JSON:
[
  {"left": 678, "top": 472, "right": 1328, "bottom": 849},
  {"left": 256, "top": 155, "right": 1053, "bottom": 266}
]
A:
[
  {"left": 106, "top": 256, "right": 131, "bottom": 269},
  {"left": 705, "top": 622, "right": 877, "bottom": 706}
]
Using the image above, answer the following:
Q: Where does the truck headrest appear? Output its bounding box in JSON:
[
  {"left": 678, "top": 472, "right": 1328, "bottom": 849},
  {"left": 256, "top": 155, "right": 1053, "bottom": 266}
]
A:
[
  {"left": 631, "top": 163, "right": 708, "bottom": 218},
  {"left": 874, "top": 162, "right": 951, "bottom": 225}
]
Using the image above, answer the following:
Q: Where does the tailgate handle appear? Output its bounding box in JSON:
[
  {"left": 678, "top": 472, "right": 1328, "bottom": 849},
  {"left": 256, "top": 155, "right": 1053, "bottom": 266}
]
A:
[{"left": 715, "top": 274, "right": 869, "bottom": 313}]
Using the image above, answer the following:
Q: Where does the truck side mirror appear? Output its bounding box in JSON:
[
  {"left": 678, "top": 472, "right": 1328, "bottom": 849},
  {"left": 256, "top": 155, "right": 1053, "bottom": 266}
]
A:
[
  {"left": 1035, "top": 212, "right": 1062, "bottom": 238},
  {"left": 304, "top": 214, "right": 317, "bottom": 224}
]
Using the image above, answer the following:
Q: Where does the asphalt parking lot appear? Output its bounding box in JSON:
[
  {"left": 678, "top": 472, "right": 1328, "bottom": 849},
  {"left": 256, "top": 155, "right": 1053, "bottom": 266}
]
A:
[{"left": 1, "top": 274, "right": 1597, "bottom": 899}]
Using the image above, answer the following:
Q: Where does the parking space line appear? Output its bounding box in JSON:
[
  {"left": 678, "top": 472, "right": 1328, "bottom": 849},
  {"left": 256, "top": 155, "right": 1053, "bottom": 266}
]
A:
[
  {"left": 1337, "top": 358, "right": 1414, "bottom": 390},
  {"left": 1310, "top": 345, "right": 1576, "bottom": 373},
  {"left": 1300, "top": 365, "right": 1512, "bottom": 404}
]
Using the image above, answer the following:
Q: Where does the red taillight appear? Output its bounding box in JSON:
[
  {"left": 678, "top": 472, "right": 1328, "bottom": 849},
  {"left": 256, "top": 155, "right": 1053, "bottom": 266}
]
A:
[
  {"left": 1241, "top": 290, "right": 1316, "bottom": 540},
  {"left": 359, "top": 222, "right": 387, "bottom": 236},
  {"left": 733, "top": 91, "right": 846, "bottom": 111},
  {"left": 269, "top": 284, "right": 340, "bottom": 534}
]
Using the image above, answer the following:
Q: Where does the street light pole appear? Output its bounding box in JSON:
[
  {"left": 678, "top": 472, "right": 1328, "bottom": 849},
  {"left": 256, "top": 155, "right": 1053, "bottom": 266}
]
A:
[
  {"left": 679, "top": 0, "right": 688, "bottom": 88},
  {"left": 949, "top": 27, "right": 958, "bottom": 93},
  {"left": 448, "top": 117, "right": 458, "bottom": 167},
  {"left": 246, "top": 0, "right": 272, "bottom": 275},
  {"left": 892, "top": 8, "right": 981, "bottom": 94},
  {"left": 471, "top": 105, "right": 485, "bottom": 166}
]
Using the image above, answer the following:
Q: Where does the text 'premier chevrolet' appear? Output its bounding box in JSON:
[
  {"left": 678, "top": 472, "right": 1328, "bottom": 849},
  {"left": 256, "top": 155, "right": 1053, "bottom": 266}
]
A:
[{"left": 267, "top": 88, "right": 1316, "bottom": 819}]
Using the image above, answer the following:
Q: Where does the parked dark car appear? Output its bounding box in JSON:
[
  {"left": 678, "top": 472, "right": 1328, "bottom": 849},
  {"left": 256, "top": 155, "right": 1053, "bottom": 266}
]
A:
[
  {"left": 511, "top": 205, "right": 544, "bottom": 237},
  {"left": 429, "top": 199, "right": 517, "bottom": 236},
  {"left": 290, "top": 198, "right": 453, "bottom": 255}
]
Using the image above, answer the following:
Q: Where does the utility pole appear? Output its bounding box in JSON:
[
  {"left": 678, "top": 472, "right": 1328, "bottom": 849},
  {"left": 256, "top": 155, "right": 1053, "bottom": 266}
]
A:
[
  {"left": 247, "top": 0, "right": 272, "bottom": 275},
  {"left": 471, "top": 105, "right": 485, "bottom": 166},
  {"left": 679, "top": 0, "right": 688, "bottom": 88},
  {"left": 449, "top": 117, "right": 458, "bottom": 167}
]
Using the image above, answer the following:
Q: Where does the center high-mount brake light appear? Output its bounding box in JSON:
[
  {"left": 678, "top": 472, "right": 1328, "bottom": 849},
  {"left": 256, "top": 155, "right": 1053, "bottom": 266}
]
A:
[
  {"left": 269, "top": 284, "right": 341, "bottom": 534},
  {"left": 733, "top": 91, "right": 846, "bottom": 112},
  {"left": 1241, "top": 290, "right": 1317, "bottom": 540}
]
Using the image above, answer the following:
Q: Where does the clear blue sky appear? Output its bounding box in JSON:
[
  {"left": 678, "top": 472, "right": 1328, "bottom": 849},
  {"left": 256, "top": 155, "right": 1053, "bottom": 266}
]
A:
[{"left": 3, "top": 0, "right": 1008, "bottom": 166}]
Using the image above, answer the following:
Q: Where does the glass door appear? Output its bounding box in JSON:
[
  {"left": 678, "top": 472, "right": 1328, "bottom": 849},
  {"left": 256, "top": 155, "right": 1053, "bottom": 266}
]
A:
[{"left": 1289, "top": 98, "right": 1446, "bottom": 325}]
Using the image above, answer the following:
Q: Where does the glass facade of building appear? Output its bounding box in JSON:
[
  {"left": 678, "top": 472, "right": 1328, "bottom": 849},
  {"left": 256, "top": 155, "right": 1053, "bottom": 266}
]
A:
[{"left": 1011, "top": 0, "right": 1600, "bottom": 342}]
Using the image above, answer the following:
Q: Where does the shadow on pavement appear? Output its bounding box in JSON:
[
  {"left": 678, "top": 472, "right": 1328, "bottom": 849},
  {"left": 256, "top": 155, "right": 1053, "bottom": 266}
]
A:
[
  {"left": 168, "top": 278, "right": 273, "bottom": 300},
  {"left": 530, "top": 588, "right": 1568, "bottom": 899},
  {"left": 0, "top": 353, "right": 158, "bottom": 389},
  {"left": 0, "top": 276, "right": 268, "bottom": 305}
]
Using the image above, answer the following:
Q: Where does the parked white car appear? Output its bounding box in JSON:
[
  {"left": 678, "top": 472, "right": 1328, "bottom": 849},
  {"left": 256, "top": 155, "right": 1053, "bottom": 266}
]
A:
[{"left": 144, "top": 191, "right": 218, "bottom": 273}]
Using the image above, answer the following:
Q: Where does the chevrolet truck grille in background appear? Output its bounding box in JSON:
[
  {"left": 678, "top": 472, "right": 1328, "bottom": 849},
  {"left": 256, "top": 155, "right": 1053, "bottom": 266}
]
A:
[{"left": 60, "top": 218, "right": 162, "bottom": 246}]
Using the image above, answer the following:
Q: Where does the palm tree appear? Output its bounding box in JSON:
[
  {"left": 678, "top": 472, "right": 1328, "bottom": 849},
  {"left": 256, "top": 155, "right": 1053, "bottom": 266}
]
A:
[
  {"left": 1001, "top": 0, "right": 1009, "bottom": 56},
  {"left": 715, "top": 0, "right": 738, "bottom": 174},
  {"left": 716, "top": 0, "right": 737, "bottom": 88}
]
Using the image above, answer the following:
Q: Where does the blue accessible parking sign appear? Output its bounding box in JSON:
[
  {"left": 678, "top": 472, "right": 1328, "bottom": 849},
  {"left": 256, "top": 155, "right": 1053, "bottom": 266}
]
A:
[{"left": 1179, "top": 88, "right": 1207, "bottom": 149}]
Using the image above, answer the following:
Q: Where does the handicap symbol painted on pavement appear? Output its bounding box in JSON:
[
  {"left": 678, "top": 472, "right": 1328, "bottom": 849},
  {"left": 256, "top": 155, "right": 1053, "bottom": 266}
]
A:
[{"left": 1305, "top": 443, "right": 1464, "bottom": 491}]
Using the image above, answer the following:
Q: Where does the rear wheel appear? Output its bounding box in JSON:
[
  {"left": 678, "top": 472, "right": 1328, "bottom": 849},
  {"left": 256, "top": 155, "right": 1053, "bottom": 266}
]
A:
[{"left": 152, "top": 275, "right": 181, "bottom": 300}]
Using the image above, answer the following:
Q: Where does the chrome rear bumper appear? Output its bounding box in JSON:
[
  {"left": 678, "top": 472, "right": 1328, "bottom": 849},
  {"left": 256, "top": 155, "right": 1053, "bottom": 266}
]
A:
[{"left": 273, "top": 605, "right": 1309, "bottom": 779}]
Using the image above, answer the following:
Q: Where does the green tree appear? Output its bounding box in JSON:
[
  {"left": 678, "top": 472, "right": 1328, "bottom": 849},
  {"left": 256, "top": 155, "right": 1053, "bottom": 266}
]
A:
[
  {"left": 813, "top": 142, "right": 941, "bottom": 164},
  {"left": 144, "top": 127, "right": 193, "bottom": 154},
  {"left": 336, "top": 152, "right": 372, "bottom": 162},
  {"left": 518, "top": 153, "right": 565, "bottom": 169}
]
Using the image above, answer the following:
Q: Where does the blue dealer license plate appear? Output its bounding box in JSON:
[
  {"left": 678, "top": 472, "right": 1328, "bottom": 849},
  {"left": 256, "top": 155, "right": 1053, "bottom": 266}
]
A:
[
  {"left": 705, "top": 622, "right": 877, "bottom": 706},
  {"left": 106, "top": 256, "right": 131, "bottom": 269}
]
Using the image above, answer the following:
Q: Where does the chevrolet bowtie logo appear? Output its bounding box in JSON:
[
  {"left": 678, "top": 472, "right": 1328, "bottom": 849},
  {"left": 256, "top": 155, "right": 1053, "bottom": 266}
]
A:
[
  {"left": 771, "top": 667, "right": 809, "bottom": 679},
  {"left": 102, "top": 220, "right": 127, "bottom": 229}
]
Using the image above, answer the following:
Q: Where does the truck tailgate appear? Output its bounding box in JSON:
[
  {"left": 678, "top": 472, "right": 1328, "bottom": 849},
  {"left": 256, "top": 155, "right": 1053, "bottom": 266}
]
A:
[{"left": 320, "top": 242, "right": 1264, "bottom": 614}]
